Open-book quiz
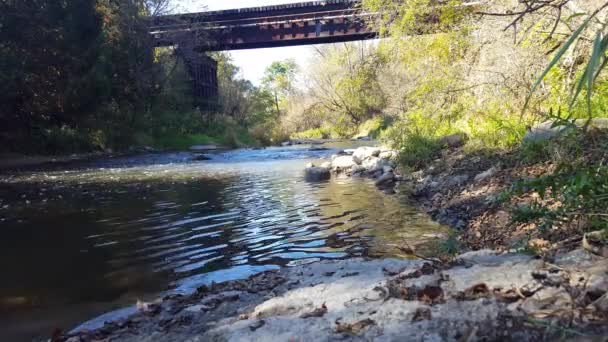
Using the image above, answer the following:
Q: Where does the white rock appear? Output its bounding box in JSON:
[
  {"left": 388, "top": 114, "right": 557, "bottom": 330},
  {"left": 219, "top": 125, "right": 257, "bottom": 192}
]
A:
[
  {"left": 352, "top": 147, "right": 381, "bottom": 164},
  {"left": 331, "top": 155, "right": 356, "bottom": 170},
  {"left": 524, "top": 118, "right": 608, "bottom": 142},
  {"left": 474, "top": 166, "right": 498, "bottom": 182},
  {"left": 362, "top": 156, "right": 391, "bottom": 172},
  {"left": 351, "top": 165, "right": 366, "bottom": 174},
  {"left": 320, "top": 161, "right": 331, "bottom": 169},
  {"left": 379, "top": 150, "right": 398, "bottom": 160}
]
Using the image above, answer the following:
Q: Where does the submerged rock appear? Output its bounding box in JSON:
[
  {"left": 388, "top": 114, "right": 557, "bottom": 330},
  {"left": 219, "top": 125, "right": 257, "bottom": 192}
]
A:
[
  {"left": 192, "top": 154, "right": 211, "bottom": 161},
  {"left": 304, "top": 164, "right": 330, "bottom": 182},
  {"left": 375, "top": 172, "right": 395, "bottom": 186}
]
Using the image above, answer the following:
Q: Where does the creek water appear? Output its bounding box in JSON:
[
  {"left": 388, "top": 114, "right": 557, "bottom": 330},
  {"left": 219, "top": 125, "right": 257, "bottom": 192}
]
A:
[{"left": 0, "top": 142, "right": 445, "bottom": 341}]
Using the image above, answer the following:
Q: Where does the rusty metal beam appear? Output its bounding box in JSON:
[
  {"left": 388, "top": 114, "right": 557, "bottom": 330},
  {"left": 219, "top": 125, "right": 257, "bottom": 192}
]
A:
[{"left": 147, "top": 0, "right": 377, "bottom": 51}]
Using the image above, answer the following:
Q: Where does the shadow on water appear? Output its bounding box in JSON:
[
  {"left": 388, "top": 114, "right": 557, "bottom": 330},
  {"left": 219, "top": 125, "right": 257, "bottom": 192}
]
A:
[{"left": 0, "top": 144, "right": 446, "bottom": 341}]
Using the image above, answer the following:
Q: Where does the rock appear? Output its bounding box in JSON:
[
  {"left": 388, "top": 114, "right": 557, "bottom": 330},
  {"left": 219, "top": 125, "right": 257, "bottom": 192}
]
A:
[
  {"left": 523, "top": 121, "right": 566, "bottom": 142},
  {"left": 343, "top": 149, "right": 356, "bottom": 155},
  {"left": 447, "top": 174, "right": 469, "bottom": 187},
  {"left": 383, "top": 166, "right": 393, "bottom": 173},
  {"left": 190, "top": 144, "right": 220, "bottom": 151},
  {"left": 583, "top": 231, "right": 608, "bottom": 257},
  {"left": 438, "top": 133, "right": 466, "bottom": 148},
  {"left": 524, "top": 118, "right": 608, "bottom": 142},
  {"left": 192, "top": 154, "right": 211, "bottom": 161},
  {"left": 320, "top": 161, "right": 332, "bottom": 169},
  {"left": 351, "top": 165, "right": 366, "bottom": 174},
  {"left": 305, "top": 166, "right": 330, "bottom": 182},
  {"left": 474, "top": 166, "right": 498, "bottom": 182},
  {"left": 379, "top": 150, "right": 398, "bottom": 160},
  {"left": 375, "top": 172, "right": 395, "bottom": 186},
  {"left": 331, "top": 156, "right": 356, "bottom": 171},
  {"left": 249, "top": 319, "right": 265, "bottom": 331},
  {"left": 281, "top": 141, "right": 291, "bottom": 147},
  {"left": 309, "top": 146, "right": 329, "bottom": 151},
  {"left": 352, "top": 147, "right": 381, "bottom": 164},
  {"left": 362, "top": 156, "right": 391, "bottom": 172}
]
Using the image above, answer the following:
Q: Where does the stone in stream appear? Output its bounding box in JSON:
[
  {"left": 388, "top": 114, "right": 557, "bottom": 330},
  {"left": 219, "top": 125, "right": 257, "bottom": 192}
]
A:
[
  {"left": 304, "top": 164, "right": 330, "bottom": 182},
  {"left": 375, "top": 172, "right": 395, "bottom": 186},
  {"left": 192, "top": 154, "right": 211, "bottom": 161}
]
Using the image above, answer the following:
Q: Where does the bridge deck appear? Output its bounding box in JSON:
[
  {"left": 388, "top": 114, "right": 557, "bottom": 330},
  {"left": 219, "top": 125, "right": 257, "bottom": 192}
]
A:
[{"left": 147, "top": 0, "right": 376, "bottom": 51}]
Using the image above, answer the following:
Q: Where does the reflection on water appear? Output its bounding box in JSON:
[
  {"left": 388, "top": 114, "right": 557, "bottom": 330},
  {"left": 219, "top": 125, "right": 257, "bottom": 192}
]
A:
[{"left": 0, "top": 144, "right": 445, "bottom": 341}]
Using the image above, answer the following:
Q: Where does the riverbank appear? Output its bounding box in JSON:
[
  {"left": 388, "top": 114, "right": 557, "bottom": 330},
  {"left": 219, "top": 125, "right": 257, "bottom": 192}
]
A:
[
  {"left": 51, "top": 138, "right": 608, "bottom": 341},
  {"left": 58, "top": 247, "right": 608, "bottom": 341}
]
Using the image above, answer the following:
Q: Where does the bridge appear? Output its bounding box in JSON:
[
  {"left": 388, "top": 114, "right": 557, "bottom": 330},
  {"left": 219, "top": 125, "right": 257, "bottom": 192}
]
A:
[
  {"left": 146, "top": 0, "right": 375, "bottom": 107},
  {"left": 147, "top": 0, "right": 375, "bottom": 51}
]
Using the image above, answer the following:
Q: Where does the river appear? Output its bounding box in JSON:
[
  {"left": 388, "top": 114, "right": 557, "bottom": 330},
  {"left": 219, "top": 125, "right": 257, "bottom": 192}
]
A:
[{"left": 0, "top": 142, "right": 446, "bottom": 341}]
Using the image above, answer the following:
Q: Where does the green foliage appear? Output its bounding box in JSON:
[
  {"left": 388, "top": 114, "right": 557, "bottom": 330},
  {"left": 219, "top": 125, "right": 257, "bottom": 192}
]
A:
[
  {"left": 439, "top": 232, "right": 461, "bottom": 256},
  {"left": 524, "top": 4, "right": 608, "bottom": 117},
  {"left": 356, "top": 117, "right": 390, "bottom": 139},
  {"left": 262, "top": 59, "right": 299, "bottom": 116},
  {"left": 152, "top": 116, "right": 258, "bottom": 150},
  {"left": 383, "top": 121, "right": 441, "bottom": 169},
  {"left": 506, "top": 130, "right": 608, "bottom": 233},
  {"left": 291, "top": 127, "right": 333, "bottom": 140}
]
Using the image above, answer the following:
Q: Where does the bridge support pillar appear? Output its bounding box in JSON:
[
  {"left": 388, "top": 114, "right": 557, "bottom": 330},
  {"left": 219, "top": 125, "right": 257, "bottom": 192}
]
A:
[{"left": 176, "top": 46, "right": 218, "bottom": 110}]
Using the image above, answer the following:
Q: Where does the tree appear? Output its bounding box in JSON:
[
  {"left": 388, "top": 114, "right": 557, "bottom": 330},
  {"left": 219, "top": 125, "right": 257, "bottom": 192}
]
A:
[{"left": 262, "top": 60, "right": 299, "bottom": 116}]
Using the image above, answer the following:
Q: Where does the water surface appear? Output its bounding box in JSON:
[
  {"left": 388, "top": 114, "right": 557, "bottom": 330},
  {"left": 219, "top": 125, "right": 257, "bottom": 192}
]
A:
[{"left": 0, "top": 143, "right": 445, "bottom": 341}]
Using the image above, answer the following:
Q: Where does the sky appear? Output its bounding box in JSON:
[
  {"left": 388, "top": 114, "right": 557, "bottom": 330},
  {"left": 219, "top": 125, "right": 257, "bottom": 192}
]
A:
[{"left": 179, "top": 0, "right": 318, "bottom": 85}]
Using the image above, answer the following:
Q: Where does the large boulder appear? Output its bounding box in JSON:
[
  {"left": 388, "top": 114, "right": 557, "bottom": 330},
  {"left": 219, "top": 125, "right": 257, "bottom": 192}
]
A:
[
  {"left": 331, "top": 155, "right": 356, "bottom": 171},
  {"left": 352, "top": 147, "right": 381, "bottom": 164},
  {"left": 362, "top": 156, "right": 392, "bottom": 172},
  {"left": 379, "top": 150, "right": 398, "bottom": 160}
]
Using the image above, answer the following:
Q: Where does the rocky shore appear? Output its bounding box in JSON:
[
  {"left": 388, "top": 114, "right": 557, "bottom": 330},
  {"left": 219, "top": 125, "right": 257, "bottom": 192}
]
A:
[
  {"left": 305, "top": 146, "right": 400, "bottom": 187},
  {"left": 59, "top": 247, "right": 608, "bottom": 342}
]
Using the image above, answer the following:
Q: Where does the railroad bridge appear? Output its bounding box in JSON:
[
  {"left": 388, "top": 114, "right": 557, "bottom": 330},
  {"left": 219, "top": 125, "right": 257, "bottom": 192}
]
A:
[{"left": 146, "top": 0, "right": 376, "bottom": 107}]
